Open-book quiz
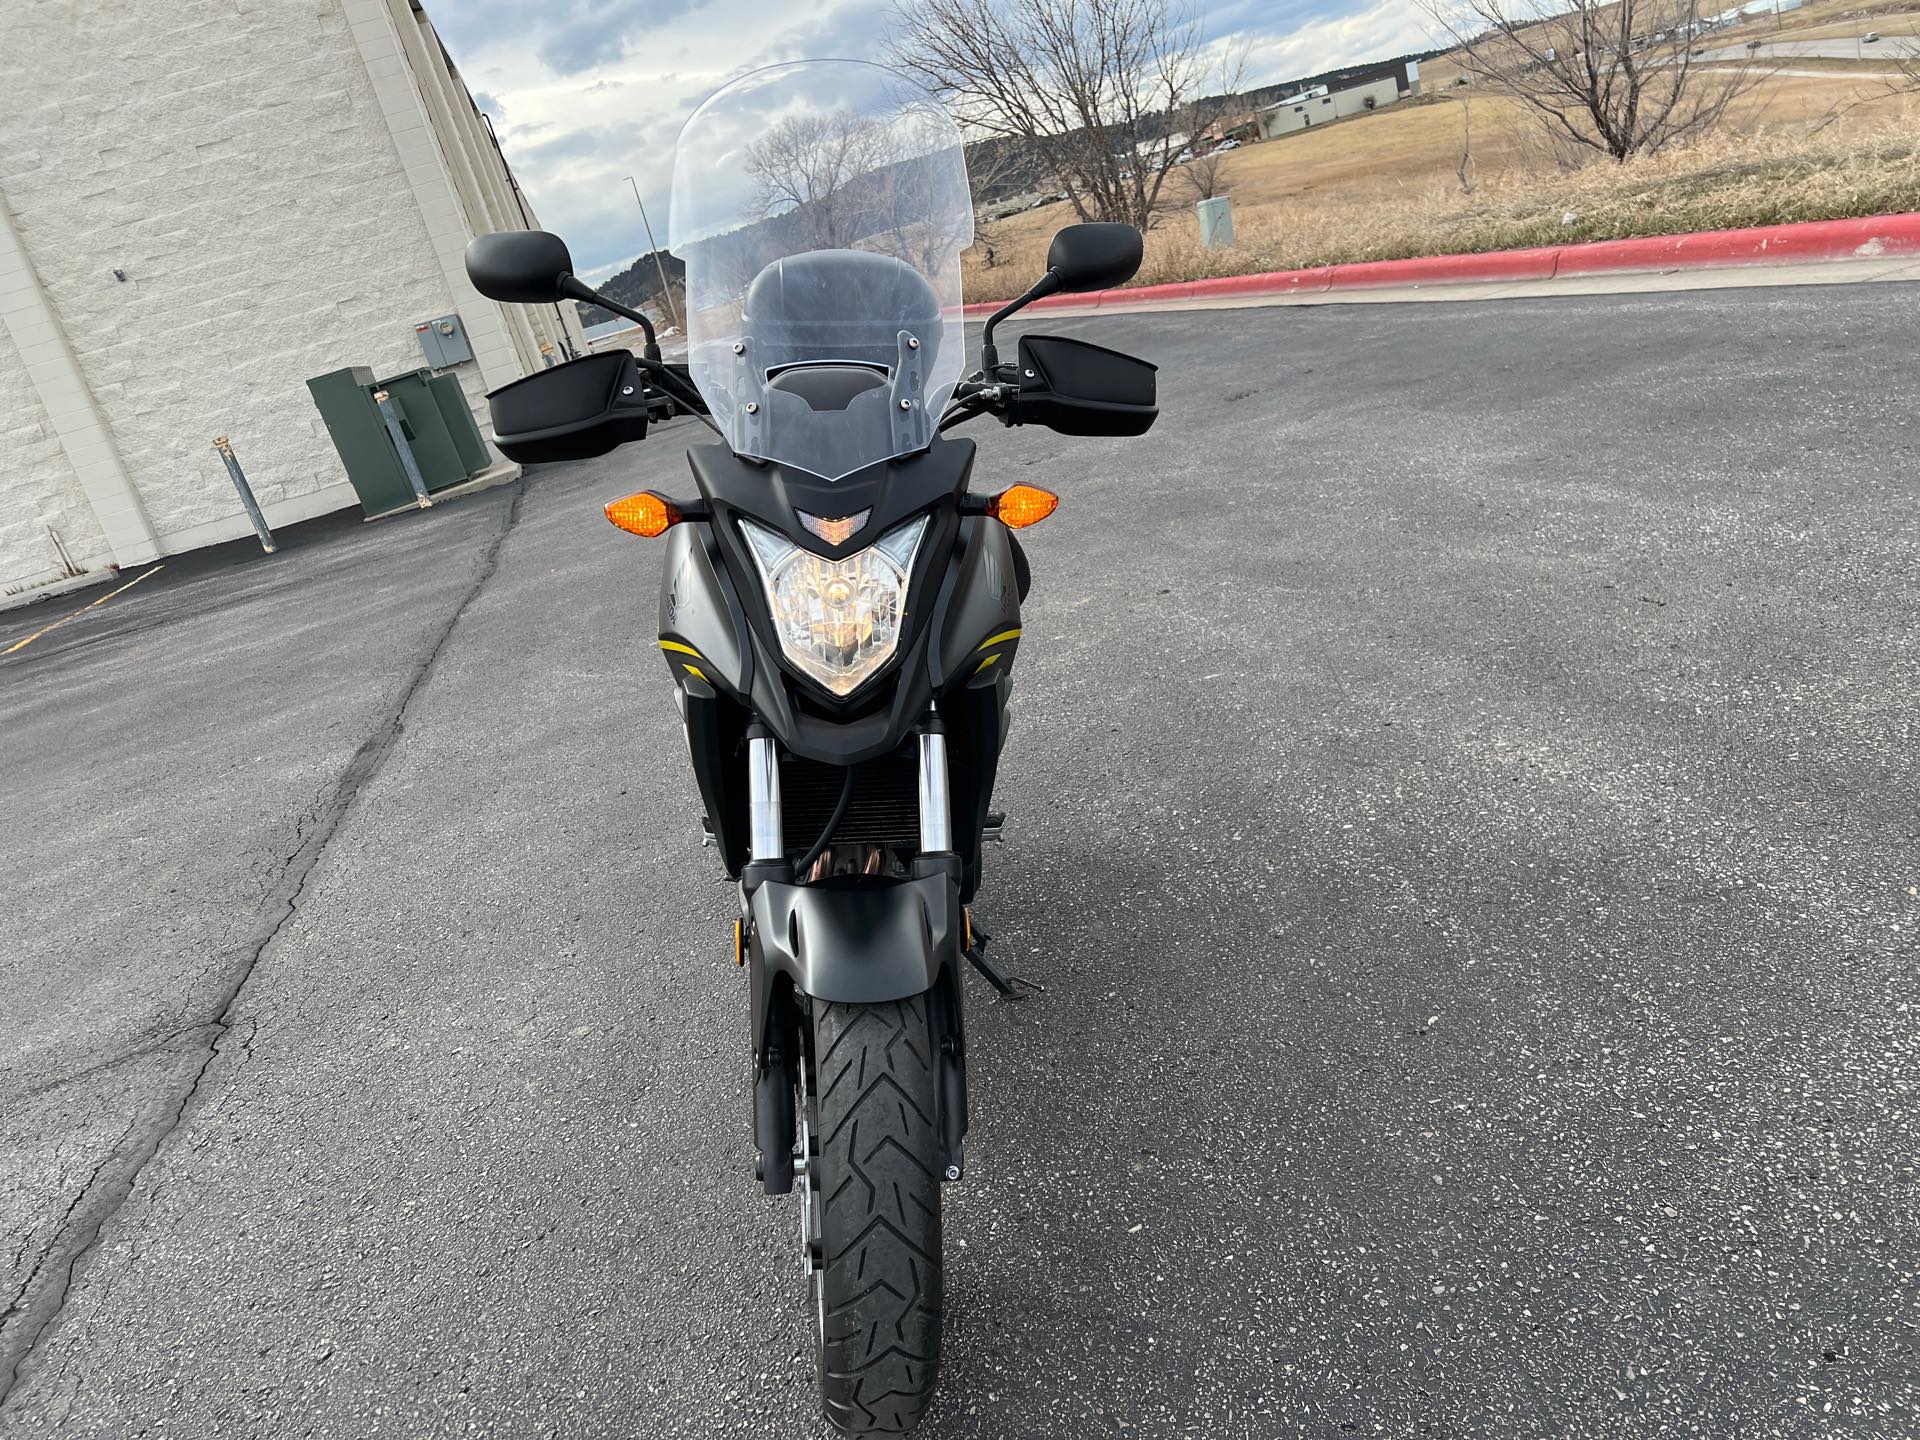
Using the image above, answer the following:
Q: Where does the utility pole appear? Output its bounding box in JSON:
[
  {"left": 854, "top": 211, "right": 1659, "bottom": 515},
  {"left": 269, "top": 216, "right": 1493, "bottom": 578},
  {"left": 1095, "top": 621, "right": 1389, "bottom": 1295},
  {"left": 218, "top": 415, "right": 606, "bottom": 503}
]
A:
[{"left": 624, "top": 176, "right": 682, "bottom": 332}]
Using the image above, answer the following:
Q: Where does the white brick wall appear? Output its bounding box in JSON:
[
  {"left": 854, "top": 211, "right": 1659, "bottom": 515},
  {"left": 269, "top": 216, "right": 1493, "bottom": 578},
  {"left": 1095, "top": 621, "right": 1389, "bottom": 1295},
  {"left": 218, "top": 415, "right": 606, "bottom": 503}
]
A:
[
  {"left": 0, "top": 316, "right": 107, "bottom": 594},
  {"left": 0, "top": 0, "right": 536, "bottom": 584}
]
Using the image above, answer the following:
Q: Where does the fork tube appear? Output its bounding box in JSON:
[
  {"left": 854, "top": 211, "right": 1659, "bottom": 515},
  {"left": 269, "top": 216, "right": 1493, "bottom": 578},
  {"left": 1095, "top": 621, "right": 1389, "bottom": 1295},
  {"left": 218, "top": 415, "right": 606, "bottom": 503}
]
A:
[
  {"left": 918, "top": 718, "right": 952, "bottom": 855},
  {"left": 748, "top": 730, "right": 784, "bottom": 862}
]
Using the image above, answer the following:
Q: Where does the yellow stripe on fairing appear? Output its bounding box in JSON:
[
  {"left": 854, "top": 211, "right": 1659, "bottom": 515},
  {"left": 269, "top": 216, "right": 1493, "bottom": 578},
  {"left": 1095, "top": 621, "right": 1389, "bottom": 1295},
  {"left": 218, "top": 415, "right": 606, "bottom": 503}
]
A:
[
  {"left": 977, "top": 627, "right": 1022, "bottom": 650},
  {"left": 659, "top": 639, "right": 701, "bottom": 658},
  {"left": 683, "top": 664, "right": 710, "bottom": 684},
  {"left": 973, "top": 654, "right": 1000, "bottom": 675}
]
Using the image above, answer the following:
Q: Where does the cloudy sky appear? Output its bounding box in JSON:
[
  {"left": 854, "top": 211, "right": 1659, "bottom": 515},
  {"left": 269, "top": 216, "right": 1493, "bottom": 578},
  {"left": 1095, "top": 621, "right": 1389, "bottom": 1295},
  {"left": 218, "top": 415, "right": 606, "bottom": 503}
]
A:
[{"left": 431, "top": 0, "right": 1433, "bottom": 283}]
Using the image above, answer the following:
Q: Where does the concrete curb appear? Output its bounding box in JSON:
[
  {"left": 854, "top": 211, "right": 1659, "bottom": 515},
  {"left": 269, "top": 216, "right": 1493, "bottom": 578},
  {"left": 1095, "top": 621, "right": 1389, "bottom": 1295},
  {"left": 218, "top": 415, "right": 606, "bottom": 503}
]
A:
[{"left": 959, "top": 212, "right": 1920, "bottom": 315}]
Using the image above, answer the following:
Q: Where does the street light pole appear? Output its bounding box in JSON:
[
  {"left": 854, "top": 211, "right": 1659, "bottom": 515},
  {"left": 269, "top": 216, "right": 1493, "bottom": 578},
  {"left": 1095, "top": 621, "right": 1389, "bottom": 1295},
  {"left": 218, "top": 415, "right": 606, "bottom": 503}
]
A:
[{"left": 624, "top": 176, "right": 682, "bottom": 332}]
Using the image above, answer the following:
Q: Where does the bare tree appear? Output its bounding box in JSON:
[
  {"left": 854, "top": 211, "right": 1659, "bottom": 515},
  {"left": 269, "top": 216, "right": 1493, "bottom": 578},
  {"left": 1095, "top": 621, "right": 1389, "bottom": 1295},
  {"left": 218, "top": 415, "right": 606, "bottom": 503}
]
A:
[
  {"left": 889, "top": 0, "right": 1203, "bottom": 229},
  {"left": 1180, "top": 148, "right": 1228, "bottom": 201},
  {"left": 742, "top": 102, "right": 972, "bottom": 279},
  {"left": 745, "top": 110, "right": 888, "bottom": 247},
  {"left": 1457, "top": 95, "right": 1480, "bottom": 193},
  {"left": 1421, "top": 0, "right": 1760, "bottom": 161},
  {"left": 964, "top": 139, "right": 1031, "bottom": 267},
  {"left": 873, "top": 149, "right": 973, "bottom": 277},
  {"left": 1875, "top": 36, "right": 1920, "bottom": 100},
  {"left": 1176, "top": 42, "right": 1252, "bottom": 203},
  {"left": 1803, "top": 35, "right": 1920, "bottom": 134},
  {"left": 1901, "top": 38, "right": 1920, "bottom": 87}
]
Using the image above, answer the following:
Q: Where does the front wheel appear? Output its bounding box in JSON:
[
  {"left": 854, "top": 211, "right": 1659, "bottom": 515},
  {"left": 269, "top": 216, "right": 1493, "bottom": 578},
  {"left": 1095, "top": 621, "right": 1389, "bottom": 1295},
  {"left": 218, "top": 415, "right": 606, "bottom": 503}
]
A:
[{"left": 802, "top": 996, "right": 944, "bottom": 1434}]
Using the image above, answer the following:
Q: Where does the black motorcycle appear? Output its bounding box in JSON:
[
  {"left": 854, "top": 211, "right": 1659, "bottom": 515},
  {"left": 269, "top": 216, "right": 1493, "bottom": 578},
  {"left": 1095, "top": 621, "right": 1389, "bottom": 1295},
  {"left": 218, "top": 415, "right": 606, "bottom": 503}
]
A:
[{"left": 464, "top": 59, "right": 1157, "bottom": 1434}]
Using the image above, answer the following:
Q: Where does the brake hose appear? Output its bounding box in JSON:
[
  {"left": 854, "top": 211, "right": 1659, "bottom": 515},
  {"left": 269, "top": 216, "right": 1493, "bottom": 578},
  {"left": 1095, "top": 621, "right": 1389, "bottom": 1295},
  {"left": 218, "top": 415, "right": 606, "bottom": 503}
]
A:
[{"left": 792, "top": 764, "right": 857, "bottom": 878}]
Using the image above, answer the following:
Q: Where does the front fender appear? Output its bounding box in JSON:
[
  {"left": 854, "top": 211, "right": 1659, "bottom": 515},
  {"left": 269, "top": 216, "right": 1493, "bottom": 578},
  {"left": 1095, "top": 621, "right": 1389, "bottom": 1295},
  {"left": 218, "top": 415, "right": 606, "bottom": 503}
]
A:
[{"left": 748, "top": 875, "right": 961, "bottom": 1058}]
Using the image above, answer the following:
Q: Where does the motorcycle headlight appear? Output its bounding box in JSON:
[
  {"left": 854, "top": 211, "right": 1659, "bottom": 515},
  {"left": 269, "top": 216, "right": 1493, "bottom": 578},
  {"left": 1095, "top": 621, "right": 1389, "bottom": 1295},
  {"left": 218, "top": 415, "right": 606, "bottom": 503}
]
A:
[{"left": 738, "top": 515, "right": 928, "bottom": 696}]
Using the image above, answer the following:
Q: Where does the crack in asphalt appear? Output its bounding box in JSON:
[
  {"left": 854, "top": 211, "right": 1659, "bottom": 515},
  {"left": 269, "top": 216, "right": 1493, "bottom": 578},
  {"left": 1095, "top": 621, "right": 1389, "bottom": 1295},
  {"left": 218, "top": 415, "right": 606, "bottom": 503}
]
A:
[
  {"left": 5, "top": 1023, "right": 213, "bottom": 1109},
  {"left": 0, "top": 482, "right": 526, "bottom": 1410}
]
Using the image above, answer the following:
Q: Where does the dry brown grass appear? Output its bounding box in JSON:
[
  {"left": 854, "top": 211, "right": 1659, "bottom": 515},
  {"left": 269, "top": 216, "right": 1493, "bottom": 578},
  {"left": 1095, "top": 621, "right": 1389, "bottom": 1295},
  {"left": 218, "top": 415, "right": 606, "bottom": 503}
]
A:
[
  {"left": 1722, "top": 54, "right": 1919, "bottom": 69},
  {"left": 1760, "top": 12, "right": 1920, "bottom": 43},
  {"left": 962, "top": 75, "right": 1920, "bottom": 299},
  {"left": 1413, "top": 0, "right": 1920, "bottom": 84}
]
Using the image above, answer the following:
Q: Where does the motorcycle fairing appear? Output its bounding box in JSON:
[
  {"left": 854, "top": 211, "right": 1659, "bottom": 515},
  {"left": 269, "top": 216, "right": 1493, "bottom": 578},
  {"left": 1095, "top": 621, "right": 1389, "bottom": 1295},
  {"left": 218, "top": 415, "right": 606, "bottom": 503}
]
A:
[
  {"left": 657, "top": 443, "right": 1023, "bottom": 891},
  {"left": 930, "top": 516, "right": 1023, "bottom": 690},
  {"left": 658, "top": 523, "right": 752, "bottom": 698}
]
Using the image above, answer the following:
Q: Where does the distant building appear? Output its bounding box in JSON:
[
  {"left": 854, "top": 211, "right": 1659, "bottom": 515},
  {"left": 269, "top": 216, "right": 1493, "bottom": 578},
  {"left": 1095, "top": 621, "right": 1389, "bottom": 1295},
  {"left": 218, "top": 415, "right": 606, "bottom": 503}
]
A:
[
  {"left": 584, "top": 318, "right": 643, "bottom": 344},
  {"left": 0, "top": 0, "right": 580, "bottom": 602},
  {"left": 1134, "top": 131, "right": 1191, "bottom": 160},
  {"left": 1203, "top": 111, "right": 1265, "bottom": 144},
  {"left": 1197, "top": 56, "right": 1426, "bottom": 149},
  {"left": 1298, "top": 56, "right": 1423, "bottom": 102},
  {"left": 1256, "top": 74, "right": 1405, "bottom": 140}
]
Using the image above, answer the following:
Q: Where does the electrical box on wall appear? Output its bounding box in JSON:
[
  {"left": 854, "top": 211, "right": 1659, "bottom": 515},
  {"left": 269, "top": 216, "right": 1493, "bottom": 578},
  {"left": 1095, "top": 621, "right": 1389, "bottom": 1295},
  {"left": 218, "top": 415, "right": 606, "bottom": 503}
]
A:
[{"left": 413, "top": 314, "right": 474, "bottom": 369}]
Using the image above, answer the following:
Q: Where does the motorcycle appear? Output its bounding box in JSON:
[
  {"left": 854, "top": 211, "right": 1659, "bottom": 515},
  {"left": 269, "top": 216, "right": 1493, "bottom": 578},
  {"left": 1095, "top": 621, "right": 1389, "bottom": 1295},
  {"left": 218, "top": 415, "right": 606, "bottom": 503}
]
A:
[{"left": 463, "top": 59, "right": 1158, "bottom": 1434}]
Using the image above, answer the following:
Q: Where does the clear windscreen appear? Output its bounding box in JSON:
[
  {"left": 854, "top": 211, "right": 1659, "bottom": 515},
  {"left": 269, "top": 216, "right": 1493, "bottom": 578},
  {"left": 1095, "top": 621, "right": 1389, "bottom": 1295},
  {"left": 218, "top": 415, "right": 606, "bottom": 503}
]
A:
[{"left": 668, "top": 61, "right": 972, "bottom": 483}]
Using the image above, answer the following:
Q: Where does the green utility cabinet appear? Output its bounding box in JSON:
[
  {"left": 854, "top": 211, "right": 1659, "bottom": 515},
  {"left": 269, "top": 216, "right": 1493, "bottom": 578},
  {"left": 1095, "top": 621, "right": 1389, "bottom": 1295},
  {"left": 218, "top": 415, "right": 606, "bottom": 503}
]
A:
[{"left": 307, "top": 366, "right": 491, "bottom": 518}]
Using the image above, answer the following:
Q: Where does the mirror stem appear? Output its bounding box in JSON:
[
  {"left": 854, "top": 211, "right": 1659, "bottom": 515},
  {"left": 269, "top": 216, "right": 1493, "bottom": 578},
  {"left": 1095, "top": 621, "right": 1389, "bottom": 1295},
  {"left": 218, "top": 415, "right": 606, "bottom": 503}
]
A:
[
  {"left": 559, "top": 274, "right": 658, "bottom": 353},
  {"left": 635, "top": 357, "right": 724, "bottom": 440},
  {"left": 548, "top": 274, "right": 715, "bottom": 437},
  {"left": 979, "top": 270, "right": 1062, "bottom": 376}
]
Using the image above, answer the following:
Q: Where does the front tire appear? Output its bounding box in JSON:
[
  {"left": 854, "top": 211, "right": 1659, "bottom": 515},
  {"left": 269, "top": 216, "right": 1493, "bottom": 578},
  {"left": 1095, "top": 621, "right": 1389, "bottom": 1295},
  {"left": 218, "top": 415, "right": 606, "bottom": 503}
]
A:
[{"left": 806, "top": 996, "right": 944, "bottom": 1434}]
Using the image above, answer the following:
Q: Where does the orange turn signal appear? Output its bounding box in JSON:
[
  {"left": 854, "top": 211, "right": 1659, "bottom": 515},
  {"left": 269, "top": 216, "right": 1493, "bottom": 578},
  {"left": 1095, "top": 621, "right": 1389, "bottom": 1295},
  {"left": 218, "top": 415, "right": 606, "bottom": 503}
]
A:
[
  {"left": 605, "top": 491, "right": 680, "bottom": 538},
  {"left": 987, "top": 483, "right": 1059, "bottom": 530}
]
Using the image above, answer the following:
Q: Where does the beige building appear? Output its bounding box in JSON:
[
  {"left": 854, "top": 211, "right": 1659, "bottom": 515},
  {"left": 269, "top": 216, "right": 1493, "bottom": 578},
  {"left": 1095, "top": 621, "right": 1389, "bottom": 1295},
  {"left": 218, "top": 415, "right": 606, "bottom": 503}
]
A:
[
  {"left": 0, "top": 0, "right": 581, "bottom": 603},
  {"left": 1257, "top": 75, "right": 1405, "bottom": 141}
]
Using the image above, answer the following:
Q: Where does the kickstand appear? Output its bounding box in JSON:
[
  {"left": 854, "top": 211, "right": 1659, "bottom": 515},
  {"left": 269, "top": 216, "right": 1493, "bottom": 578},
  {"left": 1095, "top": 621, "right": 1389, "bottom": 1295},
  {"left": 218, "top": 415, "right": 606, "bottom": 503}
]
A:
[{"left": 964, "top": 923, "right": 1043, "bottom": 1002}]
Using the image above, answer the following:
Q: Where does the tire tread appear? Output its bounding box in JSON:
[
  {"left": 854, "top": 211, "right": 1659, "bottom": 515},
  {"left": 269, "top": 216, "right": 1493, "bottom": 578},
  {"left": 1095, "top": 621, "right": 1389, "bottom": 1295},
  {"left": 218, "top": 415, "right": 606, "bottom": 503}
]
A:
[{"left": 813, "top": 997, "right": 943, "bottom": 1434}]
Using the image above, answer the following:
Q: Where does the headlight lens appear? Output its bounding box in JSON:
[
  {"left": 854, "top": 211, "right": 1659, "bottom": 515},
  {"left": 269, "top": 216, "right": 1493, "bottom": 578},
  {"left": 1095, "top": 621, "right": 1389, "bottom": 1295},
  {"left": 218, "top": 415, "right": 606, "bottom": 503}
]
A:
[{"left": 739, "top": 516, "right": 928, "bottom": 696}]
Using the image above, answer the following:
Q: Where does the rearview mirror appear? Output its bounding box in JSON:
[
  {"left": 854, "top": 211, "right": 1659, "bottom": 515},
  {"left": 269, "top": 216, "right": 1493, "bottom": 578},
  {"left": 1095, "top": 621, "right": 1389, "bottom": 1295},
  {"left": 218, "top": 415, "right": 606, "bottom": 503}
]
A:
[
  {"left": 1046, "top": 223, "right": 1143, "bottom": 293},
  {"left": 465, "top": 230, "right": 576, "bottom": 303}
]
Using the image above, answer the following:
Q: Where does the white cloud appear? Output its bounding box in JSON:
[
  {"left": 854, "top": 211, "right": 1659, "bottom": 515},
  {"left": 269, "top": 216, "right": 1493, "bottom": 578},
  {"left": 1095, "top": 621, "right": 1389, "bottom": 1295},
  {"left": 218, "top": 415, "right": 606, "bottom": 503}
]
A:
[
  {"left": 440, "top": 0, "right": 890, "bottom": 275},
  {"left": 1217, "top": 0, "right": 1437, "bottom": 90}
]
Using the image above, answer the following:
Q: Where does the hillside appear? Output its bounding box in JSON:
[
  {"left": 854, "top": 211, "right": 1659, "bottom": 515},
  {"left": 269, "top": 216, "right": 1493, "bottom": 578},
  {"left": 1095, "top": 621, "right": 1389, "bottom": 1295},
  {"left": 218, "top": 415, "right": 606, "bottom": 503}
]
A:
[{"left": 574, "top": 248, "right": 684, "bottom": 329}]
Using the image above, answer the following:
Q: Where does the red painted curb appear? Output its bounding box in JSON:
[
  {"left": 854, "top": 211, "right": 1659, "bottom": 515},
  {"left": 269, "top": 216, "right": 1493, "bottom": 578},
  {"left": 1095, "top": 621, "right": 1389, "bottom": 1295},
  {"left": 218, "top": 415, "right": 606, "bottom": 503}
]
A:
[
  {"left": 1192, "top": 269, "right": 1331, "bottom": 298},
  {"left": 958, "top": 211, "right": 1920, "bottom": 315},
  {"left": 1330, "top": 244, "right": 1562, "bottom": 288},
  {"left": 1553, "top": 213, "right": 1920, "bottom": 275}
]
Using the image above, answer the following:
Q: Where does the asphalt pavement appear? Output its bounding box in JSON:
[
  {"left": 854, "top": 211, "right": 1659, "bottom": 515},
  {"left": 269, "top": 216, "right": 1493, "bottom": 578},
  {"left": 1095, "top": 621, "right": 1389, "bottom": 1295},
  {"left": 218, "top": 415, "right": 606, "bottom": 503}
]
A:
[{"left": 2, "top": 283, "right": 1916, "bottom": 1437}]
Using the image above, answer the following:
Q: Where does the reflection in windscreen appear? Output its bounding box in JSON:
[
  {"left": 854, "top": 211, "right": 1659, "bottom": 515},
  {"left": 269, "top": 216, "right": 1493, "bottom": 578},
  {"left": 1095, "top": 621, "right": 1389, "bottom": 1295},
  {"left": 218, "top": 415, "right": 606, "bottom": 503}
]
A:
[{"left": 670, "top": 61, "right": 973, "bottom": 482}]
